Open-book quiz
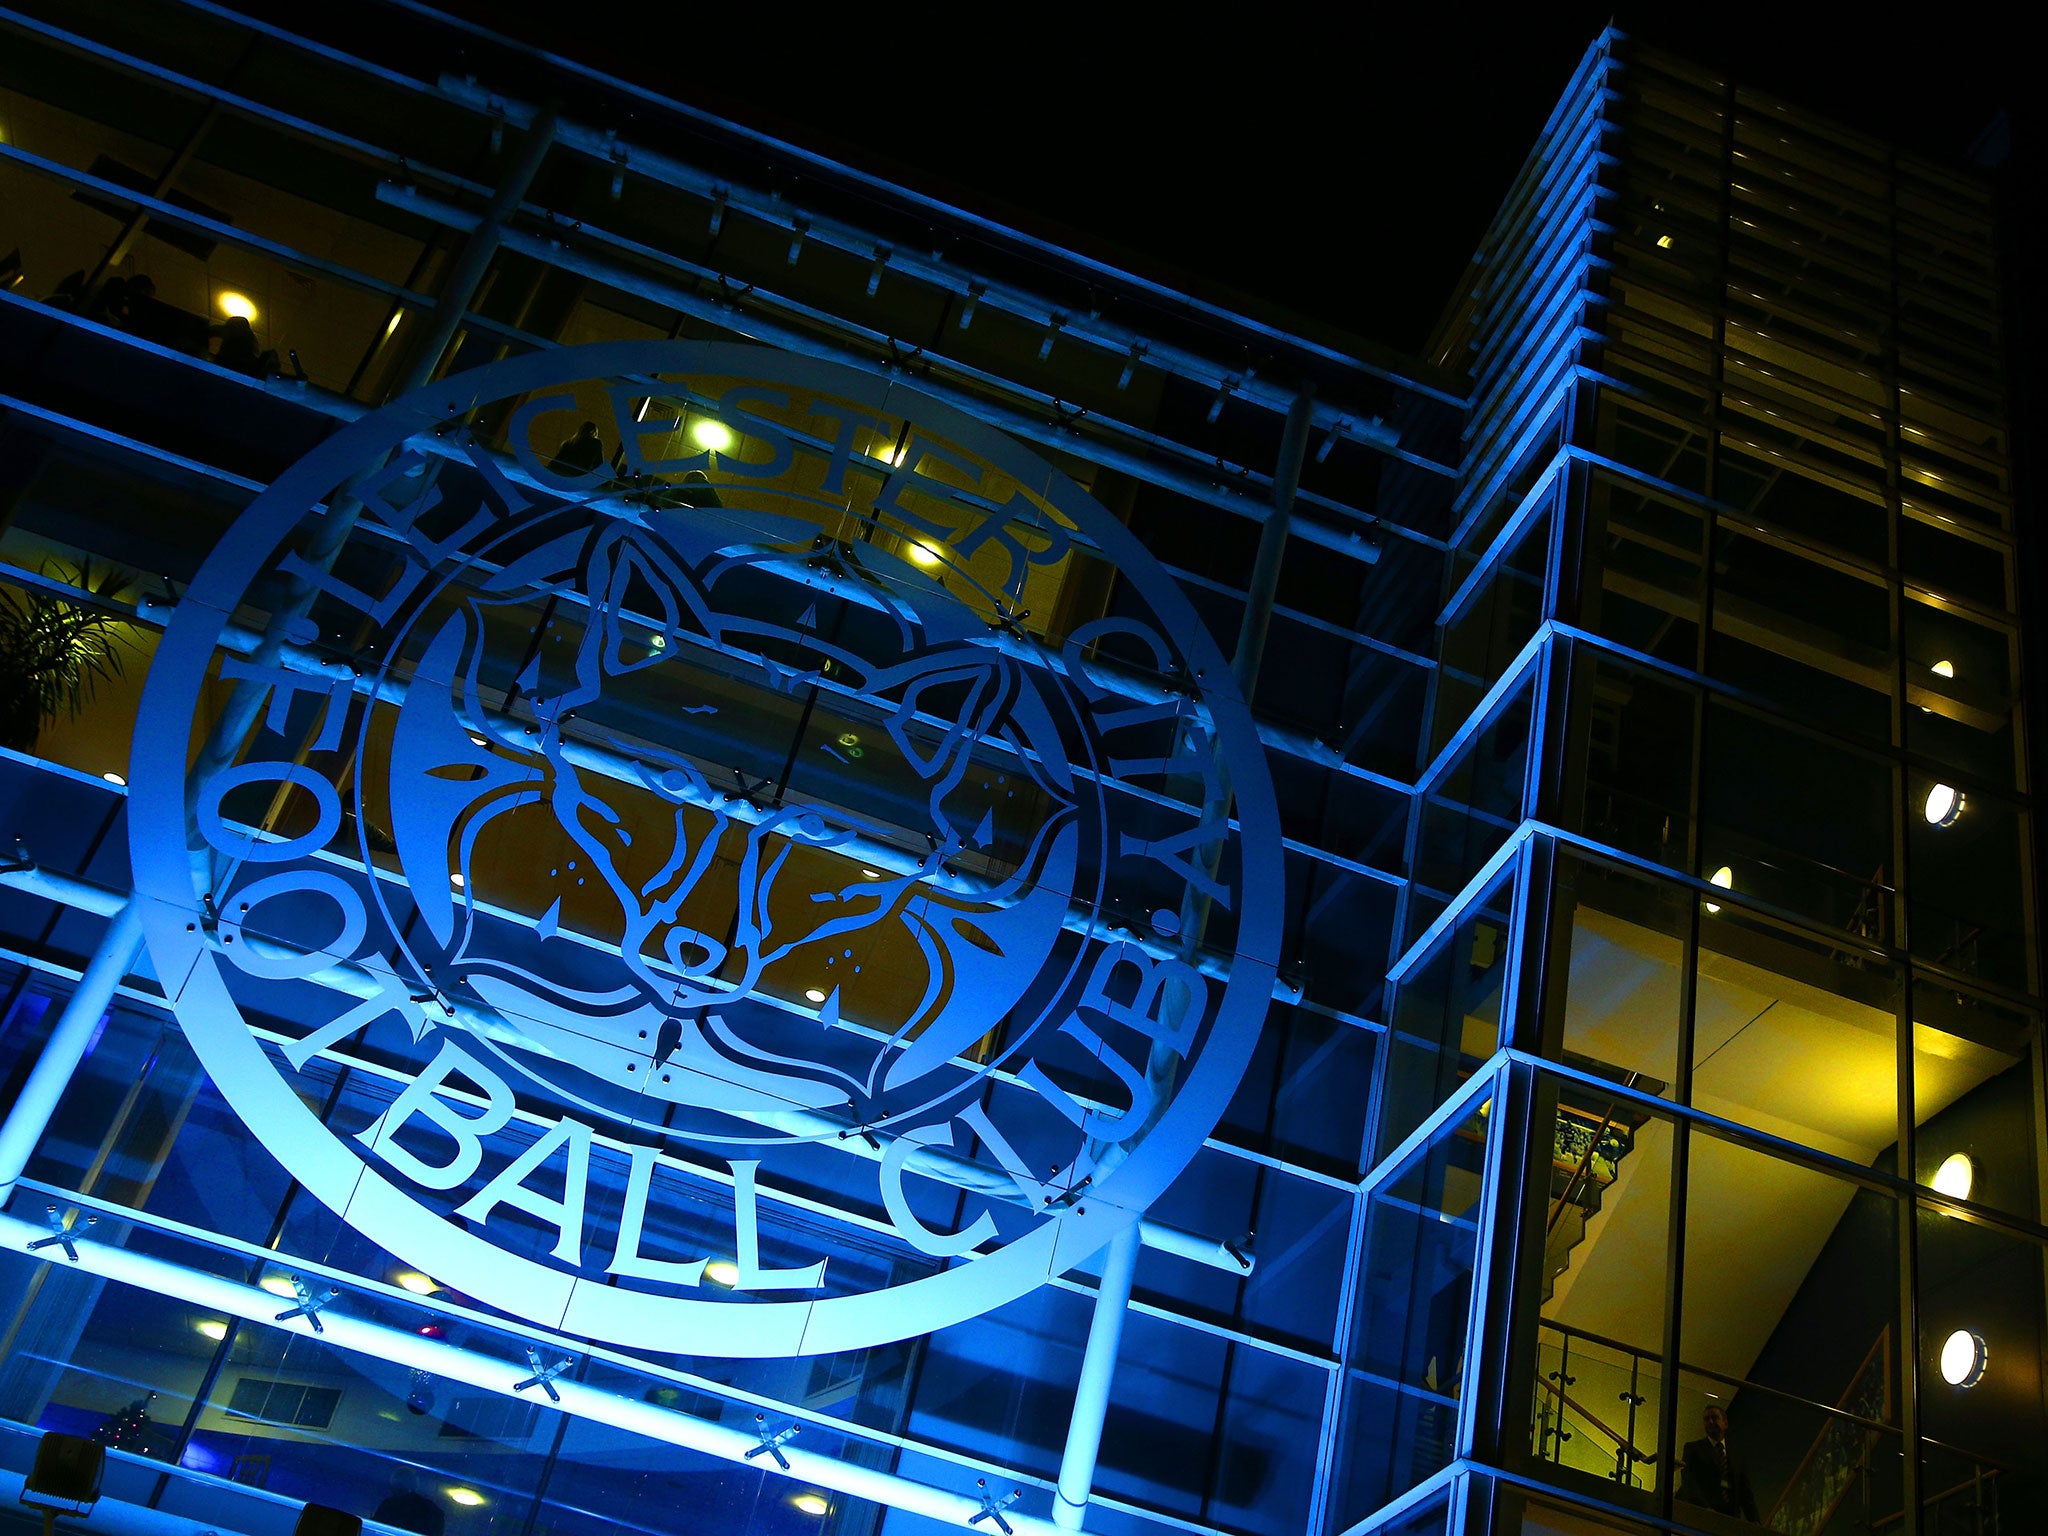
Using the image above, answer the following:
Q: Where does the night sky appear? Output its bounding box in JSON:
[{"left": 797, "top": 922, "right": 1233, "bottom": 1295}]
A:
[{"left": 434, "top": 3, "right": 2021, "bottom": 359}]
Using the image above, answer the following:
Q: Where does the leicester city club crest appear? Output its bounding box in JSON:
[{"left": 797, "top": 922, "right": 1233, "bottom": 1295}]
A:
[{"left": 130, "top": 342, "right": 1282, "bottom": 1355}]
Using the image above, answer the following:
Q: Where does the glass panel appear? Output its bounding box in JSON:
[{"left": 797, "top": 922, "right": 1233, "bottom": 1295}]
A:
[
  {"left": 1692, "top": 897, "right": 1904, "bottom": 1160},
  {"left": 1904, "top": 596, "right": 2021, "bottom": 788},
  {"left": 1530, "top": 1079, "right": 1671, "bottom": 1501},
  {"left": 1912, "top": 984, "right": 2045, "bottom": 1225},
  {"left": 1411, "top": 676, "right": 1533, "bottom": 945},
  {"left": 1546, "top": 855, "right": 1685, "bottom": 1094},
  {"left": 1709, "top": 522, "right": 1892, "bottom": 743},
  {"left": 1379, "top": 876, "right": 1513, "bottom": 1164},
  {"left": 1899, "top": 512, "right": 2009, "bottom": 615},
  {"left": 1907, "top": 774, "right": 2031, "bottom": 992},
  {"left": 1915, "top": 1209, "right": 2048, "bottom": 1531},
  {"left": 1678, "top": 1133, "right": 1904, "bottom": 1532},
  {"left": 1701, "top": 700, "right": 1895, "bottom": 941},
  {"left": 1716, "top": 445, "right": 1888, "bottom": 566},
  {"left": 1334, "top": 1092, "right": 1491, "bottom": 1530},
  {"left": 1572, "top": 655, "right": 1695, "bottom": 872},
  {"left": 1580, "top": 470, "right": 1705, "bottom": 672}
]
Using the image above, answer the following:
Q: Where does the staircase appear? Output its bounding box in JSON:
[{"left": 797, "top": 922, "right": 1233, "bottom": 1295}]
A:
[{"left": 1542, "top": 1096, "right": 1652, "bottom": 1305}]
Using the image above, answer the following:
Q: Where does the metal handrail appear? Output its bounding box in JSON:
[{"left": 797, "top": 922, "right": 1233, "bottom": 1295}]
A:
[
  {"left": 1534, "top": 1371, "right": 1658, "bottom": 1467},
  {"left": 1761, "top": 1327, "right": 1890, "bottom": 1531},
  {"left": 1534, "top": 1319, "right": 1899, "bottom": 1438}
]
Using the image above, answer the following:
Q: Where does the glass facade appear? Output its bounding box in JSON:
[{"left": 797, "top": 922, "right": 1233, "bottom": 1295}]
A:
[{"left": 0, "top": 14, "right": 2035, "bottom": 1536}]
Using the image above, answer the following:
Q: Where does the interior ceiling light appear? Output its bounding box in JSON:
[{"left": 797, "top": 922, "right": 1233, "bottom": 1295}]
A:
[
  {"left": 804, "top": 988, "right": 828, "bottom": 1004},
  {"left": 689, "top": 418, "right": 734, "bottom": 453},
  {"left": 1924, "top": 784, "right": 1964, "bottom": 827},
  {"left": 1705, "top": 865, "right": 1733, "bottom": 914},
  {"left": 704, "top": 1259, "right": 740, "bottom": 1287},
  {"left": 1931, "top": 1152, "right": 1974, "bottom": 1200},
  {"left": 1931, "top": 659, "right": 1955, "bottom": 678},
  {"left": 791, "top": 1495, "right": 831, "bottom": 1517},
  {"left": 1656, "top": 234, "right": 1674, "bottom": 249},
  {"left": 907, "top": 542, "right": 943, "bottom": 568},
  {"left": 196, "top": 1319, "right": 229, "bottom": 1342},
  {"left": 445, "top": 1489, "right": 486, "bottom": 1508},
  {"left": 216, "top": 290, "right": 258, "bottom": 322},
  {"left": 1939, "top": 1328, "right": 1987, "bottom": 1387},
  {"left": 257, "top": 1273, "right": 299, "bottom": 1298},
  {"left": 101, "top": 771, "right": 125, "bottom": 785},
  {"left": 394, "top": 1271, "right": 438, "bottom": 1295}
]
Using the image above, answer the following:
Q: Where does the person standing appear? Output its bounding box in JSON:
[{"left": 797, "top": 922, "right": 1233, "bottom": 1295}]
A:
[{"left": 1678, "top": 1402, "right": 1759, "bottom": 1521}]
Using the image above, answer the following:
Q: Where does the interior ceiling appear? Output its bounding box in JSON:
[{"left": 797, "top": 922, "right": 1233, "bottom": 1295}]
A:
[{"left": 1541, "top": 906, "right": 2017, "bottom": 1385}]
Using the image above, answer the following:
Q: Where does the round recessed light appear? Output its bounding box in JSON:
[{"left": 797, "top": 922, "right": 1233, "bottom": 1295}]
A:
[
  {"left": 860, "top": 868, "right": 882, "bottom": 880},
  {"left": 451, "top": 872, "right": 465, "bottom": 888},
  {"left": 196, "top": 1319, "right": 229, "bottom": 1342},
  {"left": 1930, "top": 1152, "right": 1974, "bottom": 1200},
  {"left": 1706, "top": 865, "right": 1732, "bottom": 913},
  {"left": 704, "top": 1259, "right": 740, "bottom": 1287},
  {"left": 101, "top": 771, "right": 126, "bottom": 786},
  {"left": 445, "top": 1488, "right": 486, "bottom": 1508},
  {"left": 393, "top": 1270, "right": 438, "bottom": 1296},
  {"left": 1924, "top": 783, "right": 1964, "bottom": 826},
  {"left": 804, "top": 988, "right": 828, "bottom": 1004},
  {"left": 906, "top": 542, "right": 943, "bottom": 568},
  {"left": 689, "top": 419, "right": 734, "bottom": 453},
  {"left": 216, "top": 291, "right": 258, "bottom": 322},
  {"left": 1931, "top": 659, "right": 1955, "bottom": 679},
  {"left": 792, "top": 1494, "right": 830, "bottom": 1517},
  {"left": 1939, "top": 1328, "right": 1986, "bottom": 1387},
  {"left": 257, "top": 1273, "right": 298, "bottom": 1298}
]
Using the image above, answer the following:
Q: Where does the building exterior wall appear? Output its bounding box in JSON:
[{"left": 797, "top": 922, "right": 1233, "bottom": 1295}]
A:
[{"left": 0, "top": 14, "right": 2036, "bottom": 1536}]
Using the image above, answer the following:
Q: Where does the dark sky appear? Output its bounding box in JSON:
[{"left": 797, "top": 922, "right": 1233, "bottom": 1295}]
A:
[{"left": 436, "top": 3, "right": 2022, "bottom": 358}]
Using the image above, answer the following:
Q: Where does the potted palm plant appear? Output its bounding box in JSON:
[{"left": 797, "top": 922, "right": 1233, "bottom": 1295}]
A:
[{"left": 0, "top": 561, "right": 137, "bottom": 753}]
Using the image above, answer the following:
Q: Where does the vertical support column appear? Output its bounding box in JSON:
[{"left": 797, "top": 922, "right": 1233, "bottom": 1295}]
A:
[
  {"left": 1231, "top": 385, "right": 1318, "bottom": 702},
  {"left": 83, "top": 102, "right": 221, "bottom": 296},
  {"left": 0, "top": 899, "right": 144, "bottom": 1204},
  {"left": 388, "top": 103, "right": 561, "bottom": 402},
  {"left": 1053, "top": 1222, "right": 1141, "bottom": 1530}
]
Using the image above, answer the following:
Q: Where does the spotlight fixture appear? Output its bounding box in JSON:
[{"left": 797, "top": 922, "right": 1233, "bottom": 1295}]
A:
[
  {"left": 258, "top": 1273, "right": 299, "bottom": 1298},
  {"left": 1938, "top": 1328, "right": 1987, "bottom": 1387},
  {"left": 196, "top": 1319, "right": 229, "bottom": 1342},
  {"left": 1705, "top": 865, "right": 1733, "bottom": 914},
  {"left": 1924, "top": 783, "right": 1964, "bottom": 827},
  {"left": 906, "top": 542, "right": 943, "bottom": 568},
  {"left": 1930, "top": 1152, "right": 1975, "bottom": 1200},
  {"left": 393, "top": 1271, "right": 438, "bottom": 1296},
  {"left": 860, "top": 868, "right": 882, "bottom": 880},
  {"left": 689, "top": 419, "right": 734, "bottom": 453},
  {"left": 704, "top": 1259, "right": 740, "bottom": 1287},
  {"left": 1931, "top": 659, "right": 1955, "bottom": 679},
  {"left": 445, "top": 1489, "right": 486, "bottom": 1508},
  {"left": 804, "top": 989, "right": 828, "bottom": 1004},
  {"left": 216, "top": 291, "right": 258, "bottom": 322},
  {"left": 101, "top": 772, "right": 125, "bottom": 786},
  {"left": 791, "top": 1495, "right": 831, "bottom": 1517}
]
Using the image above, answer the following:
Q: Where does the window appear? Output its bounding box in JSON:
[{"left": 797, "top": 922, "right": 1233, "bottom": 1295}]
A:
[{"left": 225, "top": 1377, "right": 342, "bottom": 1430}]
